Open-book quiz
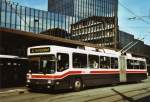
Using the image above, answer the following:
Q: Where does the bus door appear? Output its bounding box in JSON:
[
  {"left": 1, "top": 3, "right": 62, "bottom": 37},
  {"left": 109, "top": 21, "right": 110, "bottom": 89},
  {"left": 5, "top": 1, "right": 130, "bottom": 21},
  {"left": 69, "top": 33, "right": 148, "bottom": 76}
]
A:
[{"left": 119, "top": 56, "right": 127, "bottom": 82}]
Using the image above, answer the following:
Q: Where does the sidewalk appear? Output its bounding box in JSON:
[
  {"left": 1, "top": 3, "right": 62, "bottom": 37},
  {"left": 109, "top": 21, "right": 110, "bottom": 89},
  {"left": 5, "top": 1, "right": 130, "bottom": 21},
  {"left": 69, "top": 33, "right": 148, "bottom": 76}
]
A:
[{"left": 0, "top": 87, "right": 27, "bottom": 95}]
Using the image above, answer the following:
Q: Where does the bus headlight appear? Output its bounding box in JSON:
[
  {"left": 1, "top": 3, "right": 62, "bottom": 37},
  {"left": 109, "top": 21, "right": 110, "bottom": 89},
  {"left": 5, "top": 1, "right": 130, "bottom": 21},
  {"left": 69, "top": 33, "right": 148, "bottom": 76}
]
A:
[
  {"left": 27, "top": 79, "right": 31, "bottom": 83},
  {"left": 48, "top": 80, "right": 52, "bottom": 84}
]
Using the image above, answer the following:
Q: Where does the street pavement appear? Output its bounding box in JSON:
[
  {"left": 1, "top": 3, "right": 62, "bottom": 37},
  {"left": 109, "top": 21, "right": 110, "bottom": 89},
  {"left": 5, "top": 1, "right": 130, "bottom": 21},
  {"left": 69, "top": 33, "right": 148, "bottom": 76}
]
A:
[{"left": 0, "top": 77, "right": 150, "bottom": 102}]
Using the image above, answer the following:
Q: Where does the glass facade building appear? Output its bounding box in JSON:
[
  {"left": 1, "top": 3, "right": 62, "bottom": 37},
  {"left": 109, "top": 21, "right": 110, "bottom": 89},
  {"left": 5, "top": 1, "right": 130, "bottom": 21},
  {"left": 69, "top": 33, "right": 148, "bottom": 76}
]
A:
[
  {"left": 48, "top": 0, "right": 118, "bottom": 18},
  {"left": 48, "top": 0, "right": 118, "bottom": 48},
  {"left": 0, "top": 0, "right": 76, "bottom": 34},
  {"left": 0, "top": 0, "right": 119, "bottom": 48}
]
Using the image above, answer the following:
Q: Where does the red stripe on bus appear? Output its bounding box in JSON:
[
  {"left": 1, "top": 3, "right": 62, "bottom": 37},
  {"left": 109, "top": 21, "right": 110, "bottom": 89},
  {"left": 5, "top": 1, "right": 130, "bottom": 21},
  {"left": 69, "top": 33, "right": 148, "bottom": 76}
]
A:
[
  {"left": 31, "top": 71, "right": 82, "bottom": 79},
  {"left": 90, "top": 71, "right": 119, "bottom": 74},
  {"left": 31, "top": 70, "right": 120, "bottom": 79},
  {"left": 30, "top": 70, "right": 147, "bottom": 79},
  {"left": 126, "top": 71, "right": 147, "bottom": 74}
]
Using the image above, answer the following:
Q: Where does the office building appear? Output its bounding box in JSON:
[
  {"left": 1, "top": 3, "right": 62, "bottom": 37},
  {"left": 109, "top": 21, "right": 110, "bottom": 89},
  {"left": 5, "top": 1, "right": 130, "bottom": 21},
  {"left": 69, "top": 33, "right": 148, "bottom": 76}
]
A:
[
  {"left": 0, "top": 0, "right": 119, "bottom": 48},
  {"left": 48, "top": 0, "right": 118, "bottom": 18},
  {"left": 71, "top": 16, "right": 117, "bottom": 48},
  {"left": 48, "top": 0, "right": 119, "bottom": 48}
]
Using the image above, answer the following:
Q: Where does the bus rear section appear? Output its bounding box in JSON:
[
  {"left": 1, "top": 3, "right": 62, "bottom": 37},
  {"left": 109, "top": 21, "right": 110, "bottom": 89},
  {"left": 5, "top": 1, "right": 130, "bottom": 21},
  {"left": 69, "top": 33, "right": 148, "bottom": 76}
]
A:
[
  {"left": 126, "top": 56, "right": 148, "bottom": 82},
  {"left": 119, "top": 55, "right": 148, "bottom": 83}
]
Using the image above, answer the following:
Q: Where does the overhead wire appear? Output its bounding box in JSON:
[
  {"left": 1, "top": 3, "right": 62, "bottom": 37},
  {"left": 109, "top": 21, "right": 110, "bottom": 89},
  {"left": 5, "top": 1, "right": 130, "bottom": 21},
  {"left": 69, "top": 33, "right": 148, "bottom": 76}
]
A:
[
  {"left": 119, "top": 1, "right": 150, "bottom": 41},
  {"left": 118, "top": 1, "right": 150, "bottom": 52},
  {"left": 119, "top": 1, "right": 150, "bottom": 25}
]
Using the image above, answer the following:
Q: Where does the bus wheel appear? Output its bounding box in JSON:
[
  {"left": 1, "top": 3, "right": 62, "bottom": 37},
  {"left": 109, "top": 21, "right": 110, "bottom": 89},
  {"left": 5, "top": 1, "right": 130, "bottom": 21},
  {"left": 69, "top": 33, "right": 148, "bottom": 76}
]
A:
[{"left": 73, "top": 79, "right": 82, "bottom": 91}]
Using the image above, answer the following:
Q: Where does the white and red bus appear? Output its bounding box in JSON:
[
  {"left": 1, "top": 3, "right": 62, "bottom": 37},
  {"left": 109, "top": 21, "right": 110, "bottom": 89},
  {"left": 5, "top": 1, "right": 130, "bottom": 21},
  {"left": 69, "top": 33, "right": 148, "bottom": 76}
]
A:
[{"left": 26, "top": 45, "right": 148, "bottom": 91}]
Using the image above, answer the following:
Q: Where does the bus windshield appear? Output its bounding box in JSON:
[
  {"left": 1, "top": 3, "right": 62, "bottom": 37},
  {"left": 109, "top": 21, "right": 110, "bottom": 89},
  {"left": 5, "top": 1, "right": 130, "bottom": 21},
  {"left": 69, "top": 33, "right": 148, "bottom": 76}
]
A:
[{"left": 29, "top": 55, "right": 56, "bottom": 74}]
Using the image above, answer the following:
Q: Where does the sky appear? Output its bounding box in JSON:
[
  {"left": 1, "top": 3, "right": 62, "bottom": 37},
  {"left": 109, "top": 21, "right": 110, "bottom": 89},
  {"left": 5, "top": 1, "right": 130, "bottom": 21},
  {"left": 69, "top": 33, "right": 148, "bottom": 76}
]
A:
[{"left": 13, "top": 0, "right": 150, "bottom": 45}]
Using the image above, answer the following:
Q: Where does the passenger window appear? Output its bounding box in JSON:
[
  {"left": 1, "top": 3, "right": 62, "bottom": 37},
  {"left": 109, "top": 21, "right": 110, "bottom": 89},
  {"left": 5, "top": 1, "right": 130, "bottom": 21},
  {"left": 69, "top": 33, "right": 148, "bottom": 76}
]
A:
[
  {"left": 73, "top": 53, "right": 87, "bottom": 68},
  {"left": 100, "top": 56, "right": 110, "bottom": 69},
  {"left": 57, "top": 53, "right": 69, "bottom": 72},
  {"left": 111, "top": 57, "right": 118, "bottom": 69},
  {"left": 140, "top": 61, "right": 146, "bottom": 69},
  {"left": 88, "top": 55, "right": 99, "bottom": 69},
  {"left": 133, "top": 60, "right": 140, "bottom": 69},
  {"left": 127, "top": 59, "right": 134, "bottom": 69}
]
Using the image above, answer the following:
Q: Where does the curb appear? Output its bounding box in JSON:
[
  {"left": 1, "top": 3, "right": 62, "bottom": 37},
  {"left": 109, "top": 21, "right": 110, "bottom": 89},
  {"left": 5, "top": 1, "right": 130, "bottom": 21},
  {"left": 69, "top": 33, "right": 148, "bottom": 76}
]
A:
[{"left": 0, "top": 88, "right": 28, "bottom": 97}]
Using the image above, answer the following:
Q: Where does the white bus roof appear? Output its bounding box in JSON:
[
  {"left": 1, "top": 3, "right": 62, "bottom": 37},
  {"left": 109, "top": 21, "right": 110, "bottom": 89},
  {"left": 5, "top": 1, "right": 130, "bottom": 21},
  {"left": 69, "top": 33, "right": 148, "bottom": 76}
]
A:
[
  {"left": 27, "top": 45, "right": 120, "bottom": 57},
  {"left": 27, "top": 45, "right": 146, "bottom": 61}
]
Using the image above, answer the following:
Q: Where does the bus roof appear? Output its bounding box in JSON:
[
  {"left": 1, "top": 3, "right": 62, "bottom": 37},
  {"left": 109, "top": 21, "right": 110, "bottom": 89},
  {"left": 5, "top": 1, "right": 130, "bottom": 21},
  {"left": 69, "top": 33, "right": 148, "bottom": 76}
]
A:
[
  {"left": 27, "top": 45, "right": 120, "bottom": 57},
  {"left": 27, "top": 45, "right": 146, "bottom": 61}
]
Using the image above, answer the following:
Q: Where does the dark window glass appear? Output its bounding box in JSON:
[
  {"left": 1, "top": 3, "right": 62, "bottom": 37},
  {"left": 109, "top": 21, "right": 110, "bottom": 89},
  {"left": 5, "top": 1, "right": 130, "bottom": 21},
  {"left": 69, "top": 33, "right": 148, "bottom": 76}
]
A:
[
  {"left": 127, "top": 59, "right": 134, "bottom": 69},
  {"left": 57, "top": 53, "right": 69, "bottom": 72},
  {"left": 140, "top": 61, "right": 146, "bottom": 69},
  {"left": 88, "top": 55, "right": 99, "bottom": 69},
  {"left": 29, "top": 55, "right": 56, "bottom": 74},
  {"left": 100, "top": 56, "right": 110, "bottom": 69},
  {"left": 111, "top": 57, "right": 118, "bottom": 69},
  {"left": 133, "top": 60, "right": 140, "bottom": 69},
  {"left": 73, "top": 53, "right": 87, "bottom": 68}
]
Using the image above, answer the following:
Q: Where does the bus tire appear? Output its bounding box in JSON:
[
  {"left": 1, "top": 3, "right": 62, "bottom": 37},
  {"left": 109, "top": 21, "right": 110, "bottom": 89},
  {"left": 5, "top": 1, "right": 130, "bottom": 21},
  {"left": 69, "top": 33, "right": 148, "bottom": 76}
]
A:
[{"left": 73, "top": 79, "right": 82, "bottom": 91}]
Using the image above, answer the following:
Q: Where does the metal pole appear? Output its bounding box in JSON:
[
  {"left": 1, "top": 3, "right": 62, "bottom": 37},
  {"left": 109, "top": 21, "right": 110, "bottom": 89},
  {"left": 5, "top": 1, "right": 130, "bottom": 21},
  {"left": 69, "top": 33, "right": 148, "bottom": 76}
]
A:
[
  {"left": 121, "top": 38, "right": 144, "bottom": 54},
  {"left": 119, "top": 41, "right": 135, "bottom": 52}
]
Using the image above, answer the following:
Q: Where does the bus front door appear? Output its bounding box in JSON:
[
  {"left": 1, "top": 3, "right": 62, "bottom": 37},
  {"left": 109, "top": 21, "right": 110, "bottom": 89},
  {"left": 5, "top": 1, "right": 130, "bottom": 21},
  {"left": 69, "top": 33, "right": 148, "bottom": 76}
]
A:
[{"left": 119, "top": 56, "right": 127, "bottom": 82}]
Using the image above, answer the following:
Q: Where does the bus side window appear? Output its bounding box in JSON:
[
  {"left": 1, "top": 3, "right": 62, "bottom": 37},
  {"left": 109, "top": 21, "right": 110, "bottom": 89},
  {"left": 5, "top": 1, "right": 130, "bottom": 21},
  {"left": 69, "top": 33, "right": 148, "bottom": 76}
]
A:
[
  {"left": 134, "top": 60, "right": 140, "bottom": 69},
  {"left": 57, "top": 53, "right": 69, "bottom": 72},
  {"left": 100, "top": 56, "right": 104, "bottom": 68},
  {"left": 140, "top": 61, "right": 146, "bottom": 69},
  {"left": 88, "top": 55, "right": 99, "bottom": 69},
  {"left": 73, "top": 53, "right": 87, "bottom": 68},
  {"left": 127, "top": 59, "right": 134, "bottom": 69},
  {"left": 100, "top": 56, "right": 110, "bottom": 69},
  {"left": 111, "top": 58, "right": 118, "bottom": 69}
]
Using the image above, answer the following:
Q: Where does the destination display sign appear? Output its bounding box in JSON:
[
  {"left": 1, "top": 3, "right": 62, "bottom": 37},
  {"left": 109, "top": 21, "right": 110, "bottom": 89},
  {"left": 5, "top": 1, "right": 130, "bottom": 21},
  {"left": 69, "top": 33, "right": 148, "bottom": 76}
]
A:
[{"left": 30, "top": 47, "right": 50, "bottom": 53}]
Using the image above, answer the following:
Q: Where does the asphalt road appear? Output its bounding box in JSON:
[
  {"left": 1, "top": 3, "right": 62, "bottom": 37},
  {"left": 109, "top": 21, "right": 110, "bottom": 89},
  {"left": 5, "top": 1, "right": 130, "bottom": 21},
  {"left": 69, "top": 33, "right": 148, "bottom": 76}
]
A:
[{"left": 0, "top": 77, "right": 150, "bottom": 102}]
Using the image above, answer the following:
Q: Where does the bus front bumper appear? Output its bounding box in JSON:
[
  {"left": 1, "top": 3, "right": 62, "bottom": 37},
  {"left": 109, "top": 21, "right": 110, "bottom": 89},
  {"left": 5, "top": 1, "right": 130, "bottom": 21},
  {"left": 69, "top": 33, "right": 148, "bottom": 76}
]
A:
[{"left": 26, "top": 79, "right": 55, "bottom": 89}]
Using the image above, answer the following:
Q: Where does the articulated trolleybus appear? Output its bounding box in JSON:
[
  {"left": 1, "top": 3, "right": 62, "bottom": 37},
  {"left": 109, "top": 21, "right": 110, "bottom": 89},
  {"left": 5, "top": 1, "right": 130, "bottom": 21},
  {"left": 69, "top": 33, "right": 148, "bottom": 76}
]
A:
[{"left": 26, "top": 45, "right": 148, "bottom": 91}]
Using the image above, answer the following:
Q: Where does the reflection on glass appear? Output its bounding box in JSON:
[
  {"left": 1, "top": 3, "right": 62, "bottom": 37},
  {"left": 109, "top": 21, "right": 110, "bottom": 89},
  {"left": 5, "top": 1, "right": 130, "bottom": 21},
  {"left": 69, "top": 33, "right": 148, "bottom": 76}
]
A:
[{"left": 29, "top": 55, "right": 56, "bottom": 74}]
